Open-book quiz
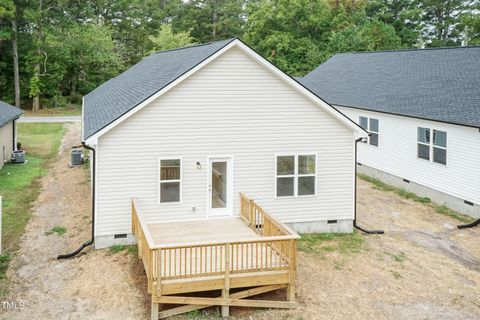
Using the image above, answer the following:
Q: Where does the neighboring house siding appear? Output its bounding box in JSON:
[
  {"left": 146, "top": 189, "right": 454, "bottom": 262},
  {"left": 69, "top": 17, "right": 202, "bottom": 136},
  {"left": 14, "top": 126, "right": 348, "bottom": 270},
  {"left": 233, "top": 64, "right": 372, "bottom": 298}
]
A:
[
  {"left": 0, "top": 121, "right": 14, "bottom": 169},
  {"left": 95, "top": 47, "right": 355, "bottom": 237},
  {"left": 338, "top": 107, "right": 480, "bottom": 206}
]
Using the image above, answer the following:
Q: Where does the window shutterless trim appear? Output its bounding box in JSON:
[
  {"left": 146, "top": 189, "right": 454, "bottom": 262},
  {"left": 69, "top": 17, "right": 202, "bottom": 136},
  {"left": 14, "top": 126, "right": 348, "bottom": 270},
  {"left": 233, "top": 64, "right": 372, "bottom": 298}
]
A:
[
  {"left": 158, "top": 156, "right": 182, "bottom": 204},
  {"left": 275, "top": 153, "right": 317, "bottom": 198},
  {"left": 359, "top": 116, "right": 379, "bottom": 146},
  {"left": 416, "top": 127, "right": 447, "bottom": 165}
]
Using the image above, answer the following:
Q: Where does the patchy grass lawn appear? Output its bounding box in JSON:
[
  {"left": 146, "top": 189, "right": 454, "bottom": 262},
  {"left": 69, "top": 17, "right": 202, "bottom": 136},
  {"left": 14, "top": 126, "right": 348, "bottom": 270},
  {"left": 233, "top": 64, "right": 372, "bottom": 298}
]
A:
[
  {"left": 45, "top": 225, "right": 67, "bottom": 236},
  {"left": 358, "top": 173, "right": 474, "bottom": 223},
  {"left": 0, "top": 123, "right": 65, "bottom": 295},
  {"left": 298, "top": 232, "right": 365, "bottom": 256}
]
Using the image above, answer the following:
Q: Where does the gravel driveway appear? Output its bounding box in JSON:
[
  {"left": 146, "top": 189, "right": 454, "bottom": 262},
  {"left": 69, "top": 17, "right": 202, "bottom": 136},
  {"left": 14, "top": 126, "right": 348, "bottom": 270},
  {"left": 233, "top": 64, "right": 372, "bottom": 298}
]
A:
[
  {"left": 17, "top": 116, "right": 81, "bottom": 123},
  {"left": 2, "top": 123, "right": 479, "bottom": 319}
]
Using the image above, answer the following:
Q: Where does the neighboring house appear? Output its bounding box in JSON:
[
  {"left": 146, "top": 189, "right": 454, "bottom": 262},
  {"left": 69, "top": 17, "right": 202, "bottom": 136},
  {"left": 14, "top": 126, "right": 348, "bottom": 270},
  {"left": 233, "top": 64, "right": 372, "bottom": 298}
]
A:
[
  {"left": 82, "top": 38, "right": 366, "bottom": 248},
  {"left": 301, "top": 46, "right": 480, "bottom": 218},
  {"left": 0, "top": 101, "right": 22, "bottom": 170}
]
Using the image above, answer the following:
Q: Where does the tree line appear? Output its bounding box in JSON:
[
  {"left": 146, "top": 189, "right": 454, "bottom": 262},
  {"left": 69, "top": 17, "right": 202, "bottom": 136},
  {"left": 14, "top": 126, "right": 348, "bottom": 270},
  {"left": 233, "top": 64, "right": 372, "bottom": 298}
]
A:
[{"left": 0, "top": 0, "right": 478, "bottom": 111}]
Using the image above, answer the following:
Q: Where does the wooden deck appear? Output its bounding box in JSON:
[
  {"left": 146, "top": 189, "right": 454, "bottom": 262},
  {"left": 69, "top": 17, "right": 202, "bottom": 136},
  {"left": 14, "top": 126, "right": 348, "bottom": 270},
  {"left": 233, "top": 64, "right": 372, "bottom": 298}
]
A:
[{"left": 132, "top": 193, "right": 300, "bottom": 319}]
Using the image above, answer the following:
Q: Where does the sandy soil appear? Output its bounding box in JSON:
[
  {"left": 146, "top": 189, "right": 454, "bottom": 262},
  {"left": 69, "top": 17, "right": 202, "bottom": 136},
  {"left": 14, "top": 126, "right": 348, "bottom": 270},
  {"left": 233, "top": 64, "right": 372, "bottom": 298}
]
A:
[
  {"left": 2, "top": 123, "right": 479, "bottom": 319},
  {"left": 1, "top": 123, "right": 149, "bottom": 319}
]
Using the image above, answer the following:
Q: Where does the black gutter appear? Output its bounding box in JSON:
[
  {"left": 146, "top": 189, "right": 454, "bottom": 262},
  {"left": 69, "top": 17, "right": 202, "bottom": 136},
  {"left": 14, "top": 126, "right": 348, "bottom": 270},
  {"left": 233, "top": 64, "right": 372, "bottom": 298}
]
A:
[
  {"left": 353, "top": 137, "right": 384, "bottom": 234},
  {"left": 458, "top": 218, "right": 480, "bottom": 229},
  {"left": 333, "top": 103, "right": 480, "bottom": 130},
  {"left": 57, "top": 142, "right": 95, "bottom": 259}
]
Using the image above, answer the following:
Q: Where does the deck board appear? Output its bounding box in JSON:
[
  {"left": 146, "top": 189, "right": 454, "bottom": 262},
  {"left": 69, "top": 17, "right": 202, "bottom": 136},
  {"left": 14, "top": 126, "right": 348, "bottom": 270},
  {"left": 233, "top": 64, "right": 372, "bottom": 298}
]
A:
[{"left": 147, "top": 218, "right": 260, "bottom": 246}]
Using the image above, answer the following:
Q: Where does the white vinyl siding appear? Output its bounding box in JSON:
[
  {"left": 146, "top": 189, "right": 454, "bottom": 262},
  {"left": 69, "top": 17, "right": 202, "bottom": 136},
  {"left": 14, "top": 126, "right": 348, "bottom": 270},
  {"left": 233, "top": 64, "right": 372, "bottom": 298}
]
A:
[
  {"left": 95, "top": 47, "right": 355, "bottom": 237},
  {"left": 339, "top": 107, "right": 480, "bottom": 206},
  {"left": 0, "top": 121, "right": 14, "bottom": 169}
]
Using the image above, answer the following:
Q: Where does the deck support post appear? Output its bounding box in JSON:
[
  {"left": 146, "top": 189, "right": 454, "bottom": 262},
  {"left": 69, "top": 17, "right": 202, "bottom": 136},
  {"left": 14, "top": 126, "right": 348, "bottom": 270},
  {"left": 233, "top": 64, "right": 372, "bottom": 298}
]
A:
[
  {"left": 287, "top": 239, "right": 296, "bottom": 301},
  {"left": 222, "top": 243, "right": 231, "bottom": 317},
  {"left": 151, "top": 301, "right": 159, "bottom": 320}
]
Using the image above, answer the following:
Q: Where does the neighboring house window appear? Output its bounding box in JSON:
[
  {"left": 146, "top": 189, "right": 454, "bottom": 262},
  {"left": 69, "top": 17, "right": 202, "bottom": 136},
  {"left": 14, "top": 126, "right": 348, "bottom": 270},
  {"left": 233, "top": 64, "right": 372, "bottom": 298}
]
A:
[
  {"left": 359, "top": 116, "right": 379, "bottom": 146},
  {"left": 276, "top": 154, "right": 316, "bottom": 197},
  {"left": 417, "top": 128, "right": 447, "bottom": 165},
  {"left": 159, "top": 159, "right": 181, "bottom": 202}
]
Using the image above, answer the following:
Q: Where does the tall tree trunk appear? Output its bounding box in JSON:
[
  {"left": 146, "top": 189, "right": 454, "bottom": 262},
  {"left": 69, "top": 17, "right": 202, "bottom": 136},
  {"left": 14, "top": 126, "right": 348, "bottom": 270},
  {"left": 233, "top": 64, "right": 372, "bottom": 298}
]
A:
[
  {"left": 12, "top": 18, "right": 20, "bottom": 108},
  {"left": 70, "top": 75, "right": 77, "bottom": 96},
  {"left": 32, "top": 0, "right": 43, "bottom": 112}
]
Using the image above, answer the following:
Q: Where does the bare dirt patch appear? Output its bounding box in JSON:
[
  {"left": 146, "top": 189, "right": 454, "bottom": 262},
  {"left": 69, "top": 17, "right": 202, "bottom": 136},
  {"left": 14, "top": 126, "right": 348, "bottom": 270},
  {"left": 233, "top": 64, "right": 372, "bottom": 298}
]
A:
[
  {"left": 1, "top": 123, "right": 148, "bottom": 319},
  {"left": 1, "top": 125, "right": 479, "bottom": 319}
]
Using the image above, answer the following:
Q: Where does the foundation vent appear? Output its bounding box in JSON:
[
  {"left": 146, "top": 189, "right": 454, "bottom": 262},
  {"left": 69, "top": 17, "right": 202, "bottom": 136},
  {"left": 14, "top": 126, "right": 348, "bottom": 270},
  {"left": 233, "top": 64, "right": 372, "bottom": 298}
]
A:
[{"left": 464, "top": 200, "right": 474, "bottom": 207}]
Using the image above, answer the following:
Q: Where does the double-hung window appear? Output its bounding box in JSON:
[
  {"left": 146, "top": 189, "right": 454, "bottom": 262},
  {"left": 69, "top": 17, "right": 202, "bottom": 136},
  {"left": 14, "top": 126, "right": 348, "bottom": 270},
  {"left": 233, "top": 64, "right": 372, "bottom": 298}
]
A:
[
  {"left": 276, "top": 154, "right": 316, "bottom": 197},
  {"left": 159, "top": 158, "right": 181, "bottom": 203},
  {"left": 359, "top": 116, "right": 379, "bottom": 146},
  {"left": 417, "top": 128, "right": 447, "bottom": 165}
]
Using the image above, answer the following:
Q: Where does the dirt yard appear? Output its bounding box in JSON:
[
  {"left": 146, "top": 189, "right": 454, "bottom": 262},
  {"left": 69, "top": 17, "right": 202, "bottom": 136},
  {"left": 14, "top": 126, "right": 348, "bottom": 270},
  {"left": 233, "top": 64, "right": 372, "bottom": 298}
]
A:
[{"left": 1, "top": 123, "right": 479, "bottom": 319}]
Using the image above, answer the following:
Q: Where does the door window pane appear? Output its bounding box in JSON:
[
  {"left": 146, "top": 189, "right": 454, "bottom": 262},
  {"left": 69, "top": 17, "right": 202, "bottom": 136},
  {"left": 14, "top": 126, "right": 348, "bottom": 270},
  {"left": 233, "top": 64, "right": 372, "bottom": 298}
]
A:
[
  {"left": 298, "top": 176, "right": 315, "bottom": 195},
  {"left": 277, "top": 177, "right": 294, "bottom": 197},
  {"left": 417, "top": 143, "right": 430, "bottom": 160},
  {"left": 277, "top": 156, "right": 295, "bottom": 175},
  {"left": 433, "top": 130, "right": 447, "bottom": 148},
  {"left": 418, "top": 127, "right": 430, "bottom": 144},
  {"left": 160, "top": 182, "right": 180, "bottom": 202},
  {"left": 433, "top": 147, "right": 446, "bottom": 165},
  {"left": 212, "top": 161, "right": 227, "bottom": 208},
  {"left": 298, "top": 155, "right": 316, "bottom": 174}
]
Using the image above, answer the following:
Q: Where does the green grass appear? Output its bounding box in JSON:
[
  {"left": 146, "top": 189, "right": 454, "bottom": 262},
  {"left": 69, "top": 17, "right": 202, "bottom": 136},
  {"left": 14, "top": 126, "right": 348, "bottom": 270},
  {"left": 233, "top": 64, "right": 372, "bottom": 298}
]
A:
[
  {"left": 109, "top": 244, "right": 126, "bottom": 254},
  {"left": 358, "top": 174, "right": 431, "bottom": 204},
  {"left": 298, "top": 232, "right": 365, "bottom": 257},
  {"left": 127, "top": 245, "right": 138, "bottom": 255},
  {"left": 390, "top": 270, "right": 402, "bottom": 279},
  {"left": 385, "top": 251, "right": 407, "bottom": 263},
  {"left": 358, "top": 174, "right": 474, "bottom": 223},
  {"left": 45, "top": 226, "right": 67, "bottom": 236},
  {"left": 435, "top": 205, "right": 473, "bottom": 223},
  {"left": 0, "top": 123, "right": 65, "bottom": 296},
  {"left": 0, "top": 254, "right": 11, "bottom": 280}
]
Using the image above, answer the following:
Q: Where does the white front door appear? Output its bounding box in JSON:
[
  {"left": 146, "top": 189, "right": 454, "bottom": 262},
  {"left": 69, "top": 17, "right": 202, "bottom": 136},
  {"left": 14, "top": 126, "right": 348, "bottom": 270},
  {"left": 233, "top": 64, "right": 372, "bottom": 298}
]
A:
[{"left": 208, "top": 157, "right": 233, "bottom": 217}]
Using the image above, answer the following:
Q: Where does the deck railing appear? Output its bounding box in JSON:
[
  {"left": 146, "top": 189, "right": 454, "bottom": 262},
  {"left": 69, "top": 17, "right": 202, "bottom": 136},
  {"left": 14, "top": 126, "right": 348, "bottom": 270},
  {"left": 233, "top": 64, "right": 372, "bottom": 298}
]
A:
[{"left": 132, "top": 194, "right": 299, "bottom": 295}]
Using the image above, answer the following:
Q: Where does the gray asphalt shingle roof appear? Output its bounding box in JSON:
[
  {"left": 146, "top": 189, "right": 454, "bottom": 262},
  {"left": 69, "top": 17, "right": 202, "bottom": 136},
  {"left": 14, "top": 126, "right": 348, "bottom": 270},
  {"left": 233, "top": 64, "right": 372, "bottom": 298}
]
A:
[
  {"left": 0, "top": 100, "right": 22, "bottom": 128},
  {"left": 300, "top": 46, "right": 480, "bottom": 128},
  {"left": 83, "top": 38, "right": 235, "bottom": 140}
]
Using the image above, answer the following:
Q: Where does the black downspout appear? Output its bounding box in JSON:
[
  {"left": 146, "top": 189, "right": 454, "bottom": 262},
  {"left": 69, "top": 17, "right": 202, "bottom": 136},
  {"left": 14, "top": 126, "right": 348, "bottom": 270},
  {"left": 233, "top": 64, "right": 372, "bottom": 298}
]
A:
[
  {"left": 57, "top": 142, "right": 95, "bottom": 259},
  {"left": 458, "top": 218, "right": 480, "bottom": 229},
  {"left": 353, "top": 137, "right": 384, "bottom": 234}
]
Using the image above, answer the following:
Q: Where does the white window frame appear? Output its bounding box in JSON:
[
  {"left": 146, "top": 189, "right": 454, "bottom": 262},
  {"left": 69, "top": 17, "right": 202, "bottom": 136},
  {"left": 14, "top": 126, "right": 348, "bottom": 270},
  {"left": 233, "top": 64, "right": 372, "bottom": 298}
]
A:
[
  {"left": 275, "top": 153, "right": 317, "bottom": 198},
  {"left": 417, "top": 127, "right": 447, "bottom": 166},
  {"left": 359, "top": 116, "right": 379, "bottom": 146},
  {"left": 158, "top": 157, "right": 182, "bottom": 204}
]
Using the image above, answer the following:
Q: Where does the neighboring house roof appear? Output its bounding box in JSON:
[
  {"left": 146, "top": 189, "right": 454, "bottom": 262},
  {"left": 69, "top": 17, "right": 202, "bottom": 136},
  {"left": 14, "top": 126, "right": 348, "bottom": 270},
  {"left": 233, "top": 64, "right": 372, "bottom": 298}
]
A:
[
  {"left": 83, "top": 39, "right": 235, "bottom": 140},
  {"left": 83, "top": 38, "right": 365, "bottom": 141},
  {"left": 0, "top": 100, "right": 22, "bottom": 128},
  {"left": 300, "top": 46, "right": 480, "bottom": 128}
]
